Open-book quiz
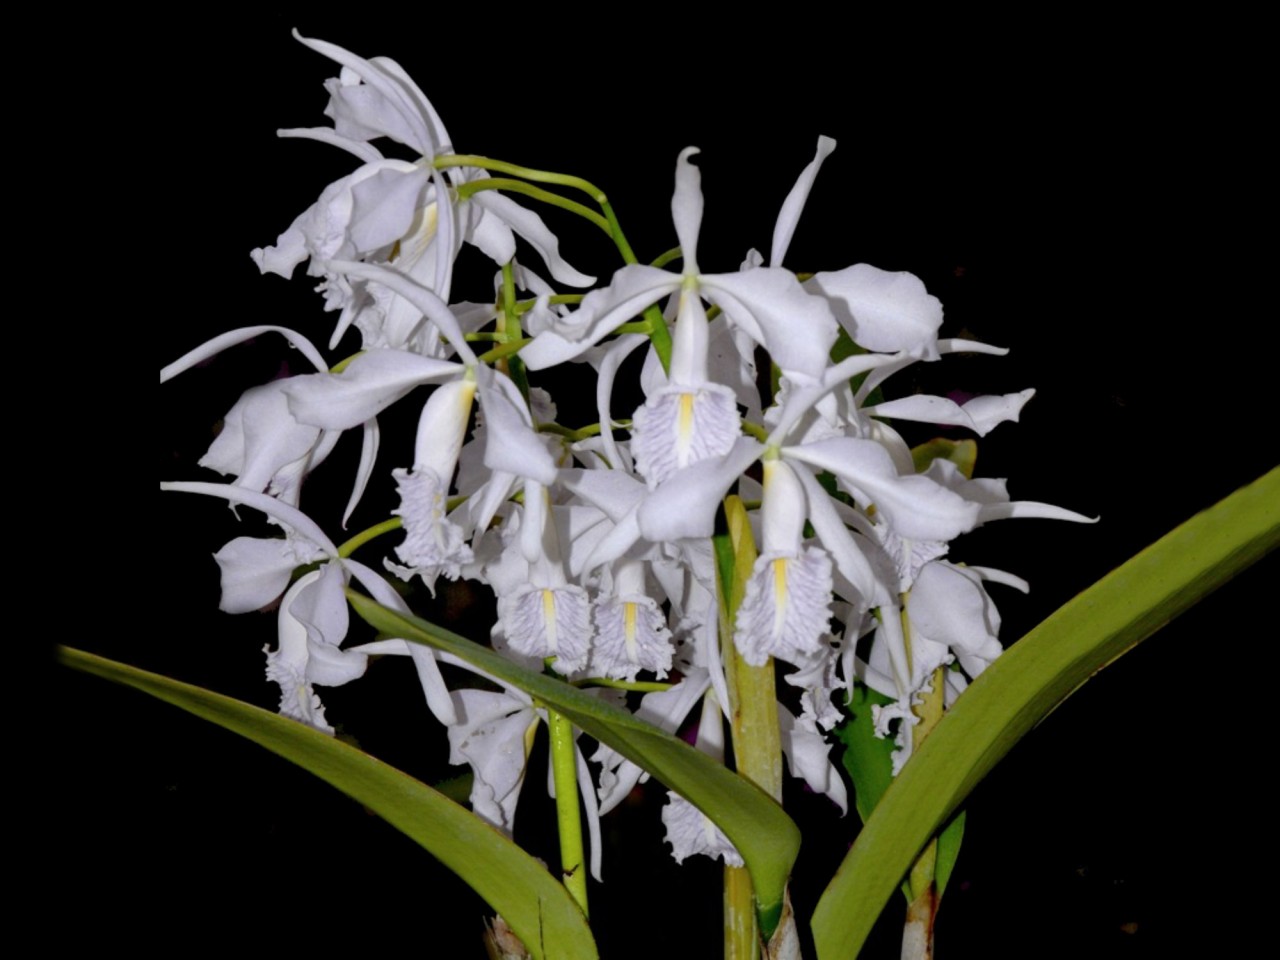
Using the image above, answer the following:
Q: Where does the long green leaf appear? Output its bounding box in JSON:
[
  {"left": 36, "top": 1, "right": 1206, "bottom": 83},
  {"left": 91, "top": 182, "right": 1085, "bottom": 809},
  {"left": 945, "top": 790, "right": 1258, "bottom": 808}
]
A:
[
  {"left": 346, "top": 589, "right": 801, "bottom": 925},
  {"left": 59, "top": 646, "right": 597, "bottom": 960},
  {"left": 812, "top": 466, "right": 1280, "bottom": 958}
]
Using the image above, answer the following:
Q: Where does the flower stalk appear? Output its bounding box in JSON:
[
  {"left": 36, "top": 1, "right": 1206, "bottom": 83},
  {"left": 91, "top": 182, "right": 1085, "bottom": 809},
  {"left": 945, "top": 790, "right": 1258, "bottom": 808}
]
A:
[
  {"left": 548, "top": 706, "right": 589, "bottom": 916},
  {"left": 901, "top": 609, "right": 948, "bottom": 960},
  {"left": 717, "top": 495, "right": 785, "bottom": 956}
]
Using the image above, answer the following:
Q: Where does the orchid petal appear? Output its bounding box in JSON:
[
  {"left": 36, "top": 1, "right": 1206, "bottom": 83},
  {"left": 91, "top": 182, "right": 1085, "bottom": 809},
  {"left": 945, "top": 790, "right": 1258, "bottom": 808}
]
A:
[
  {"left": 448, "top": 688, "right": 537, "bottom": 833},
  {"left": 965, "top": 565, "right": 1031, "bottom": 593},
  {"left": 766, "top": 352, "right": 902, "bottom": 446},
  {"left": 807, "top": 264, "right": 943, "bottom": 358},
  {"left": 594, "top": 671, "right": 711, "bottom": 815},
  {"left": 594, "top": 334, "right": 648, "bottom": 469},
  {"left": 960, "top": 389, "right": 1036, "bottom": 434},
  {"left": 199, "top": 381, "right": 322, "bottom": 494},
  {"left": 287, "top": 563, "right": 355, "bottom": 671},
  {"left": 869, "top": 389, "right": 1036, "bottom": 437},
  {"left": 293, "top": 32, "right": 436, "bottom": 156},
  {"left": 347, "top": 165, "right": 432, "bottom": 254},
  {"left": 212, "top": 536, "right": 301, "bottom": 614},
  {"left": 636, "top": 439, "right": 764, "bottom": 543},
  {"left": 471, "top": 190, "right": 595, "bottom": 288},
  {"left": 412, "top": 378, "right": 476, "bottom": 477},
  {"left": 560, "top": 468, "right": 647, "bottom": 524},
  {"left": 980, "top": 500, "right": 1099, "bottom": 524},
  {"left": 938, "top": 338, "right": 1009, "bottom": 356},
  {"left": 161, "top": 326, "right": 328, "bottom": 383},
  {"left": 160, "top": 481, "right": 338, "bottom": 555},
  {"left": 327, "top": 260, "right": 477, "bottom": 365},
  {"left": 268, "top": 572, "right": 335, "bottom": 734},
  {"left": 342, "top": 417, "right": 380, "bottom": 529},
  {"left": 778, "top": 704, "right": 848, "bottom": 814},
  {"left": 346, "top": 557, "right": 459, "bottom": 726},
  {"left": 791, "top": 462, "right": 888, "bottom": 606},
  {"left": 580, "top": 505, "right": 643, "bottom": 573},
  {"left": 771, "top": 136, "right": 836, "bottom": 267},
  {"left": 352, "top": 54, "right": 452, "bottom": 152},
  {"left": 703, "top": 267, "right": 838, "bottom": 380},
  {"left": 277, "top": 125, "right": 384, "bottom": 164},
  {"left": 672, "top": 148, "right": 702, "bottom": 275},
  {"left": 477, "top": 367, "right": 558, "bottom": 487},
  {"left": 430, "top": 165, "right": 457, "bottom": 304},
  {"left": 519, "top": 265, "right": 677, "bottom": 370},
  {"left": 575, "top": 746, "right": 605, "bottom": 882},
  {"left": 284, "top": 349, "right": 462, "bottom": 430},
  {"left": 785, "top": 439, "right": 982, "bottom": 542}
]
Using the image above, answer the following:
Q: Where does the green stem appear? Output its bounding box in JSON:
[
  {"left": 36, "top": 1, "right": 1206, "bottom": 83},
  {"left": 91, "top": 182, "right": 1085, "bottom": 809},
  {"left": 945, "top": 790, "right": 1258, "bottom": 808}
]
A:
[
  {"left": 436, "top": 154, "right": 673, "bottom": 373},
  {"left": 717, "top": 496, "right": 785, "bottom": 951},
  {"left": 598, "top": 202, "right": 672, "bottom": 374},
  {"left": 645, "top": 305, "right": 673, "bottom": 373},
  {"left": 900, "top": 608, "right": 946, "bottom": 960},
  {"left": 547, "top": 708, "right": 589, "bottom": 916},
  {"left": 725, "top": 866, "right": 761, "bottom": 960},
  {"left": 477, "top": 339, "right": 532, "bottom": 364},
  {"left": 455, "top": 178, "right": 612, "bottom": 235},
  {"left": 721, "top": 498, "right": 783, "bottom": 800},
  {"left": 514, "top": 293, "right": 584, "bottom": 314},
  {"left": 536, "top": 421, "right": 612, "bottom": 442},
  {"left": 435, "top": 154, "right": 607, "bottom": 202},
  {"left": 336, "top": 518, "right": 403, "bottom": 558},
  {"left": 498, "top": 263, "right": 531, "bottom": 404},
  {"left": 650, "top": 246, "right": 684, "bottom": 269}
]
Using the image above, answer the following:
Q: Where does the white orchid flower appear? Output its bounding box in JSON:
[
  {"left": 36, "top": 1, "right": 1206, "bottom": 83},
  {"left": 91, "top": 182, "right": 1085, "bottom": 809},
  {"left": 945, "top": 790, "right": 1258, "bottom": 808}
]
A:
[
  {"left": 161, "top": 481, "right": 457, "bottom": 728},
  {"left": 253, "top": 35, "right": 592, "bottom": 355},
  {"left": 589, "top": 557, "right": 675, "bottom": 681},
  {"left": 734, "top": 459, "right": 834, "bottom": 668},
  {"left": 520, "top": 147, "right": 838, "bottom": 383},
  {"left": 383, "top": 376, "right": 477, "bottom": 592},
  {"left": 661, "top": 691, "right": 744, "bottom": 867},
  {"left": 486, "top": 483, "right": 593, "bottom": 676}
]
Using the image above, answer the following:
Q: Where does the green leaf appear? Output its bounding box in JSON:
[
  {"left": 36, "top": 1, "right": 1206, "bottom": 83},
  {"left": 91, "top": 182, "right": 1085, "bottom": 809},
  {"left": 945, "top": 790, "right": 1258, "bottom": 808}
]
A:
[
  {"left": 59, "top": 646, "right": 597, "bottom": 960},
  {"left": 934, "top": 810, "right": 966, "bottom": 898},
  {"left": 839, "top": 682, "right": 966, "bottom": 904},
  {"left": 835, "top": 681, "right": 896, "bottom": 825},
  {"left": 812, "top": 466, "right": 1280, "bottom": 959},
  {"left": 345, "top": 590, "right": 801, "bottom": 925}
]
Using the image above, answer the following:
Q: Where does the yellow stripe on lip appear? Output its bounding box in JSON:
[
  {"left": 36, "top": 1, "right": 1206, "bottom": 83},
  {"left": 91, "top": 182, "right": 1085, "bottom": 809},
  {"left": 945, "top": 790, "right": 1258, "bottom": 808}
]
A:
[
  {"left": 624, "top": 601, "right": 638, "bottom": 662},
  {"left": 772, "top": 558, "right": 789, "bottom": 638},
  {"left": 542, "top": 589, "right": 559, "bottom": 652},
  {"left": 677, "top": 392, "right": 695, "bottom": 448}
]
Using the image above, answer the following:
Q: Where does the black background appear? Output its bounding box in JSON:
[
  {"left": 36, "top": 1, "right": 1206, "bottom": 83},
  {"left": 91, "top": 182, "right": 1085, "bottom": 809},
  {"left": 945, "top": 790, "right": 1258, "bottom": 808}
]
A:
[{"left": 54, "top": 14, "right": 1276, "bottom": 958}]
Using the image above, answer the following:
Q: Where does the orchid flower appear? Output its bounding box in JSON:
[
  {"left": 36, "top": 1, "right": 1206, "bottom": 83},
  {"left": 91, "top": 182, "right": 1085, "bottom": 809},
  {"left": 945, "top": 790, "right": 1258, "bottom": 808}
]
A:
[
  {"left": 520, "top": 147, "right": 838, "bottom": 383},
  {"left": 661, "top": 691, "right": 744, "bottom": 867},
  {"left": 253, "top": 34, "right": 592, "bottom": 356},
  {"left": 160, "top": 480, "right": 457, "bottom": 728}
]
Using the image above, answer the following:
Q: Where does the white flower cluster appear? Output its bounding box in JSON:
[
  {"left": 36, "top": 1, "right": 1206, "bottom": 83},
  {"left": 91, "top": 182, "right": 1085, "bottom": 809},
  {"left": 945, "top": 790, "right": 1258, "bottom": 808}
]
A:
[{"left": 161, "top": 34, "right": 1092, "bottom": 871}]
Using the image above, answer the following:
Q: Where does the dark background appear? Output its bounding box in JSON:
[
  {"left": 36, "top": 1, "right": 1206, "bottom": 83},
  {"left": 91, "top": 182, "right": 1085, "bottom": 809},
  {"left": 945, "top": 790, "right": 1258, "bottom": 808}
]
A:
[{"left": 55, "top": 15, "right": 1276, "bottom": 958}]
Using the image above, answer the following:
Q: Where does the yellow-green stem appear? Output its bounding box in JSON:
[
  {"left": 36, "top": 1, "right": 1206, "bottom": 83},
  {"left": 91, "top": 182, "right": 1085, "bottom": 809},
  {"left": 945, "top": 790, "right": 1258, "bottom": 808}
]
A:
[
  {"left": 718, "top": 496, "right": 784, "bottom": 952},
  {"left": 477, "top": 339, "right": 532, "bottom": 364},
  {"left": 547, "top": 707, "right": 589, "bottom": 916},
  {"left": 498, "top": 263, "right": 531, "bottom": 403},
  {"left": 336, "top": 517, "right": 403, "bottom": 559},
  {"left": 435, "top": 154, "right": 607, "bottom": 202},
  {"left": 901, "top": 605, "right": 946, "bottom": 959},
  {"left": 725, "top": 865, "right": 761, "bottom": 960},
  {"left": 455, "top": 178, "right": 612, "bottom": 235}
]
